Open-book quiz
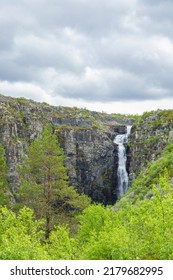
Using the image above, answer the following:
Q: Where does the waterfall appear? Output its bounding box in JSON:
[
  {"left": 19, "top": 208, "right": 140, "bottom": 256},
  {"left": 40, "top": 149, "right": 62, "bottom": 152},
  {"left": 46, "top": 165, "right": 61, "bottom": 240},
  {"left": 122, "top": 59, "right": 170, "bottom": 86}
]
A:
[{"left": 113, "top": 126, "right": 132, "bottom": 200}]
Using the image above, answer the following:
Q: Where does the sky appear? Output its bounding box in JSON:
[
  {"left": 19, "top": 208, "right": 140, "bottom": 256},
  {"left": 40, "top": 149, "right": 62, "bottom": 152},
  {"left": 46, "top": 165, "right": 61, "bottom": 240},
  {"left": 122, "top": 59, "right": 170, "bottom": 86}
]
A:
[{"left": 0, "top": 0, "right": 173, "bottom": 115}]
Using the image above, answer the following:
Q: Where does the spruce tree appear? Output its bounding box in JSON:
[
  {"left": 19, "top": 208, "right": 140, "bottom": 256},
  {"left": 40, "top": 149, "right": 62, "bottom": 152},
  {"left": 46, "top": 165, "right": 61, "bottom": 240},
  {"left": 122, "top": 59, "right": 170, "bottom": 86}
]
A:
[{"left": 18, "top": 124, "right": 90, "bottom": 239}]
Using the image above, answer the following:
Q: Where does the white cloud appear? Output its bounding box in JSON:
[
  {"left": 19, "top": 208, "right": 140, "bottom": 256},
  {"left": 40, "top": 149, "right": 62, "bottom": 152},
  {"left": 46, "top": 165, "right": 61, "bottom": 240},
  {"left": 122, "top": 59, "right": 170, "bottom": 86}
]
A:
[
  {"left": 0, "top": 81, "right": 48, "bottom": 102},
  {"left": 0, "top": 0, "right": 173, "bottom": 114}
]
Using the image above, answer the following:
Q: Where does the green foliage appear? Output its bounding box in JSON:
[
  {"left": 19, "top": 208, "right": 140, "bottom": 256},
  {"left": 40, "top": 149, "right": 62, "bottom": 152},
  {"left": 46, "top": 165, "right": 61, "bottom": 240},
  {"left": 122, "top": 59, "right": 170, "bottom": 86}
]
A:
[
  {"left": 142, "top": 135, "right": 160, "bottom": 146},
  {"left": 0, "top": 207, "right": 48, "bottom": 259},
  {"left": 78, "top": 204, "right": 113, "bottom": 242},
  {"left": 1, "top": 169, "right": 173, "bottom": 260},
  {"left": 17, "top": 124, "right": 90, "bottom": 238},
  {"left": 46, "top": 226, "right": 76, "bottom": 259},
  {"left": 158, "top": 110, "right": 173, "bottom": 122},
  {"left": 142, "top": 111, "right": 153, "bottom": 119},
  {"left": 125, "top": 142, "right": 173, "bottom": 202},
  {"left": 16, "top": 97, "right": 33, "bottom": 105},
  {"left": 0, "top": 206, "right": 77, "bottom": 260},
  {"left": 42, "top": 102, "right": 50, "bottom": 107},
  {"left": 140, "top": 109, "right": 173, "bottom": 130},
  {"left": 74, "top": 171, "right": 173, "bottom": 260}
]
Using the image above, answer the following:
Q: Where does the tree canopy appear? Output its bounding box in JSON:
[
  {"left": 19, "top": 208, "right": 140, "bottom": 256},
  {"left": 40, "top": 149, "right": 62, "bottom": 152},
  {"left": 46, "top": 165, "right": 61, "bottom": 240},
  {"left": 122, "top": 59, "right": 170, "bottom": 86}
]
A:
[{"left": 17, "top": 124, "right": 90, "bottom": 238}]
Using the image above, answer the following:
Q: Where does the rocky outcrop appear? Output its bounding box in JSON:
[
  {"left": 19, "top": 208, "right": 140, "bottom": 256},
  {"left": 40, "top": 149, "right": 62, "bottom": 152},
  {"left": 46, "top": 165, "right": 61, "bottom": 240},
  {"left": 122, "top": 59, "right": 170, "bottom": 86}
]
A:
[
  {"left": 129, "top": 110, "right": 173, "bottom": 183},
  {"left": 0, "top": 94, "right": 132, "bottom": 204},
  {"left": 57, "top": 128, "right": 115, "bottom": 204}
]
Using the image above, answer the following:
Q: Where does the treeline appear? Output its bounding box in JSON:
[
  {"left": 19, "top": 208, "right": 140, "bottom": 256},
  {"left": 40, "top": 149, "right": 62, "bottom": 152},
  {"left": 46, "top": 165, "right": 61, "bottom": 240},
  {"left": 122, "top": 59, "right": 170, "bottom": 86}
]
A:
[
  {"left": 1, "top": 170, "right": 173, "bottom": 259},
  {"left": 0, "top": 126, "right": 173, "bottom": 259}
]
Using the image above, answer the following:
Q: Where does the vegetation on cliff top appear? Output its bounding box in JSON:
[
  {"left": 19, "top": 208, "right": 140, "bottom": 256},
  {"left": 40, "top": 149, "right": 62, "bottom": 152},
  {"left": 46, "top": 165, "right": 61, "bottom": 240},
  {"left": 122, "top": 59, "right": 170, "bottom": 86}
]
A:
[
  {"left": 123, "top": 141, "right": 173, "bottom": 203},
  {"left": 0, "top": 93, "right": 135, "bottom": 132}
]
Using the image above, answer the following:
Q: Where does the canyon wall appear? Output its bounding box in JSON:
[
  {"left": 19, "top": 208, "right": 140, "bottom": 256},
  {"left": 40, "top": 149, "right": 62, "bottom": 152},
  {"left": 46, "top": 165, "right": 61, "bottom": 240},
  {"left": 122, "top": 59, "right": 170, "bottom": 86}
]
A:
[
  {"left": 0, "top": 94, "right": 131, "bottom": 204},
  {"left": 1, "top": 94, "right": 173, "bottom": 204}
]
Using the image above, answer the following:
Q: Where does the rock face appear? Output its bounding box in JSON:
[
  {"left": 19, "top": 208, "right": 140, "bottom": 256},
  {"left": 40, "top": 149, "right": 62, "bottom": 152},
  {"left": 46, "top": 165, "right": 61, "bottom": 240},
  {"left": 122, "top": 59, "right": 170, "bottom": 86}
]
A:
[
  {"left": 2, "top": 95, "right": 172, "bottom": 204},
  {"left": 0, "top": 94, "right": 132, "bottom": 204},
  {"left": 129, "top": 110, "right": 173, "bottom": 183},
  {"left": 58, "top": 128, "right": 115, "bottom": 204}
]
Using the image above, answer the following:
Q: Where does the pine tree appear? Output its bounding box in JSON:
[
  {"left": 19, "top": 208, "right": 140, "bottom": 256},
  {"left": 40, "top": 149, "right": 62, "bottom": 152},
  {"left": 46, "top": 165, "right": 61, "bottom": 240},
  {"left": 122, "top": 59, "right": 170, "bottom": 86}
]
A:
[{"left": 18, "top": 124, "right": 90, "bottom": 239}]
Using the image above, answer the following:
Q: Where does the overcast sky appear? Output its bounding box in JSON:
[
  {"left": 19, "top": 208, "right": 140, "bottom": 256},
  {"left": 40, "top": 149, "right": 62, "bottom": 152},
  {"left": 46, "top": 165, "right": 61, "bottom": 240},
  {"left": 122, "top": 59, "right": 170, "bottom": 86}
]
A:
[{"left": 0, "top": 0, "right": 173, "bottom": 114}]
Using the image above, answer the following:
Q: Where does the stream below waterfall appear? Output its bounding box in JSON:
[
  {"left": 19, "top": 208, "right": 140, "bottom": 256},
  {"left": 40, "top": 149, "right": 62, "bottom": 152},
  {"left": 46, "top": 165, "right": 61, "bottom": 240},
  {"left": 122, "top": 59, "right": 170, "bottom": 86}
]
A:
[{"left": 113, "top": 126, "right": 132, "bottom": 200}]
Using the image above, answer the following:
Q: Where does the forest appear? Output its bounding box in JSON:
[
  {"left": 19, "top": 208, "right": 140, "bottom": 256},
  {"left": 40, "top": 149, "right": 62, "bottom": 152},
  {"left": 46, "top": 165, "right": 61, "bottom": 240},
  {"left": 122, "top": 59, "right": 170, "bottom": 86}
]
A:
[{"left": 0, "top": 122, "right": 173, "bottom": 260}]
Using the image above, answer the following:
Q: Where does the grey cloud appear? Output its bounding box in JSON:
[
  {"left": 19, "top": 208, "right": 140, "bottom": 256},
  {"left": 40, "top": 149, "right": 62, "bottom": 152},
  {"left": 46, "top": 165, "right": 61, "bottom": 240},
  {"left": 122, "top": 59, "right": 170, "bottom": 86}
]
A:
[
  {"left": 53, "top": 67, "right": 172, "bottom": 102},
  {"left": 138, "top": 0, "right": 173, "bottom": 38},
  {"left": 19, "top": 0, "right": 136, "bottom": 36},
  {"left": 0, "top": 0, "right": 173, "bottom": 103}
]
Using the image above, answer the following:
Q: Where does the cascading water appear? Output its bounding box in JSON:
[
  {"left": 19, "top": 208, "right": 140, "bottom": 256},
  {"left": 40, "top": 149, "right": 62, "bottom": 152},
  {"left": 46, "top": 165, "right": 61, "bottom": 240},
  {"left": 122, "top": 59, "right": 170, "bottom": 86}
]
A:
[{"left": 113, "top": 126, "right": 132, "bottom": 200}]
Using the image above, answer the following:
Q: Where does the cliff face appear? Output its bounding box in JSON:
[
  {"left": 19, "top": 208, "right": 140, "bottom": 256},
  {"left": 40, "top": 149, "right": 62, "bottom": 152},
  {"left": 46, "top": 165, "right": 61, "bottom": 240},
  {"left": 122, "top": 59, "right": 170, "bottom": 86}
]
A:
[
  {"left": 0, "top": 94, "right": 131, "bottom": 204},
  {"left": 2, "top": 94, "right": 172, "bottom": 205},
  {"left": 129, "top": 110, "right": 173, "bottom": 183}
]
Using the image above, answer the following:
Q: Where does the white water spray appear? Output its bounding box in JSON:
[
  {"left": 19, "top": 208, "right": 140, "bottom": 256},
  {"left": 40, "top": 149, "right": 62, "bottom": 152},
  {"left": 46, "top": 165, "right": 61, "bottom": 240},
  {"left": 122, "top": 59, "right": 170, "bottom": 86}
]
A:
[{"left": 113, "top": 126, "right": 132, "bottom": 200}]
